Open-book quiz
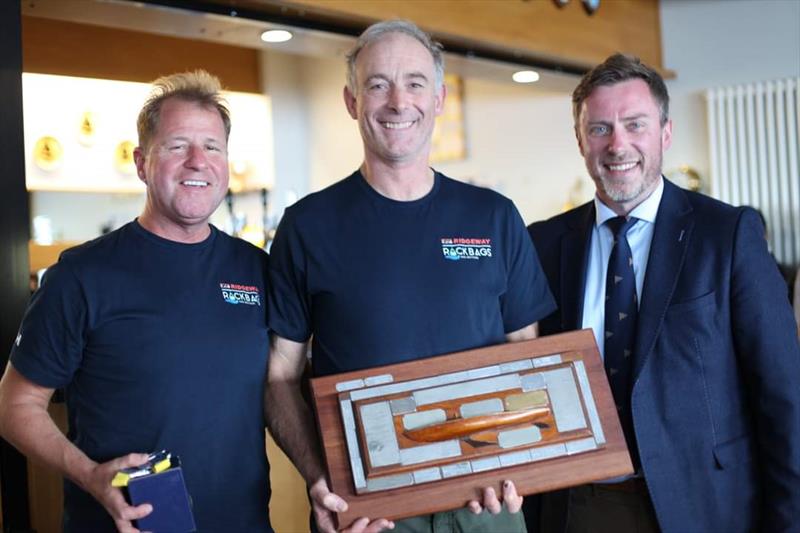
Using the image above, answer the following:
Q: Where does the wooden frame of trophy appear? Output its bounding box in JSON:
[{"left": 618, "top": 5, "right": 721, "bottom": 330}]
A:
[{"left": 310, "top": 329, "right": 633, "bottom": 526}]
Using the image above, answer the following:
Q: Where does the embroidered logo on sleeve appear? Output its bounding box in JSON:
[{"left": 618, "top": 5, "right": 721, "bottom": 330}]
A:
[
  {"left": 220, "top": 282, "right": 261, "bottom": 306},
  {"left": 440, "top": 237, "right": 492, "bottom": 261}
]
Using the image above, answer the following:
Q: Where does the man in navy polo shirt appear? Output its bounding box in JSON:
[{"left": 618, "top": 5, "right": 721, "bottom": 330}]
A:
[
  {"left": 0, "top": 71, "right": 272, "bottom": 532},
  {"left": 265, "top": 20, "right": 555, "bottom": 533}
]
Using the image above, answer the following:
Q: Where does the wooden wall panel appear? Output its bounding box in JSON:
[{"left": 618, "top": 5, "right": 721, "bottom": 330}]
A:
[
  {"left": 27, "top": 404, "right": 68, "bottom": 533},
  {"left": 277, "top": 0, "right": 664, "bottom": 71},
  {"left": 266, "top": 434, "right": 310, "bottom": 532},
  {"left": 22, "top": 16, "right": 261, "bottom": 92}
]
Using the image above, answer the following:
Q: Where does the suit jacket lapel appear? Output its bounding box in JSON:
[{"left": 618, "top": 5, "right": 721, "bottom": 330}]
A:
[
  {"left": 632, "top": 179, "right": 694, "bottom": 381},
  {"left": 561, "top": 203, "right": 595, "bottom": 331}
]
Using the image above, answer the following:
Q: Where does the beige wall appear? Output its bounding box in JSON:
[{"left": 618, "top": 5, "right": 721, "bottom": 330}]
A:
[
  {"left": 266, "top": 49, "right": 588, "bottom": 225},
  {"left": 436, "top": 79, "right": 589, "bottom": 222}
]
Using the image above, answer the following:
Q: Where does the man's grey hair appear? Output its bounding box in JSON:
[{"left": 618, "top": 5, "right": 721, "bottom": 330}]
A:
[{"left": 346, "top": 19, "right": 445, "bottom": 93}]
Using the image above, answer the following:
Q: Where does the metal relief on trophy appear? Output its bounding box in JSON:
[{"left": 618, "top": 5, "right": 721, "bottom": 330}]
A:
[{"left": 336, "top": 352, "right": 605, "bottom": 494}]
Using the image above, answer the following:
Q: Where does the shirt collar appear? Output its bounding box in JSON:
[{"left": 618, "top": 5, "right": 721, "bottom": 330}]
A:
[{"left": 594, "top": 176, "right": 664, "bottom": 228}]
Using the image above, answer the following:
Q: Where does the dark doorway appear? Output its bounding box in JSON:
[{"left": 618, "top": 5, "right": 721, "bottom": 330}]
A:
[{"left": 0, "top": 1, "right": 33, "bottom": 531}]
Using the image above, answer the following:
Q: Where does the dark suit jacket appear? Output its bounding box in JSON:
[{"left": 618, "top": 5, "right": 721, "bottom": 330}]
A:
[{"left": 526, "top": 179, "right": 800, "bottom": 532}]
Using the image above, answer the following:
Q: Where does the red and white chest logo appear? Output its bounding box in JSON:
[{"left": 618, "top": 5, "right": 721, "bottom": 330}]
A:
[
  {"left": 220, "top": 282, "right": 261, "bottom": 306},
  {"left": 440, "top": 237, "right": 493, "bottom": 261}
]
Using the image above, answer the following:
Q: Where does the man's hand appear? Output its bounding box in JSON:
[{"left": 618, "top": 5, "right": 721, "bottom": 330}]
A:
[
  {"left": 0, "top": 366, "right": 153, "bottom": 532},
  {"left": 309, "top": 477, "right": 394, "bottom": 533},
  {"left": 466, "top": 480, "right": 523, "bottom": 515},
  {"left": 80, "top": 452, "right": 154, "bottom": 533}
]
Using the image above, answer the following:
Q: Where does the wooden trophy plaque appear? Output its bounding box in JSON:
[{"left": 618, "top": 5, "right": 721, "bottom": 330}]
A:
[{"left": 310, "top": 329, "right": 633, "bottom": 526}]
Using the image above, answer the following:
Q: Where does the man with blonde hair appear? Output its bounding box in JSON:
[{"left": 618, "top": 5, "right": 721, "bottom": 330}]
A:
[{"left": 0, "top": 70, "right": 273, "bottom": 532}]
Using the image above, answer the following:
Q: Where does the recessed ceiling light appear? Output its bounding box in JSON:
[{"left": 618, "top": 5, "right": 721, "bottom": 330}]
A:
[
  {"left": 260, "top": 29, "right": 292, "bottom": 43},
  {"left": 512, "top": 70, "right": 540, "bottom": 84}
]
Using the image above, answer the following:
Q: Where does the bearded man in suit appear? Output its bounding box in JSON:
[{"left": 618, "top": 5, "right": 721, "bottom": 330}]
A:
[{"left": 525, "top": 53, "right": 800, "bottom": 533}]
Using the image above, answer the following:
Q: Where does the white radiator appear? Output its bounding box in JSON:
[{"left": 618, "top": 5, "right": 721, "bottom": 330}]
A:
[{"left": 707, "top": 78, "right": 800, "bottom": 265}]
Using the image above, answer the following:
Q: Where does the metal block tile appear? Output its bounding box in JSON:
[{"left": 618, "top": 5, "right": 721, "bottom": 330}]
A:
[
  {"left": 498, "top": 426, "right": 542, "bottom": 448},
  {"left": 336, "top": 378, "right": 365, "bottom": 392},
  {"left": 529, "top": 443, "right": 568, "bottom": 462},
  {"left": 532, "top": 354, "right": 563, "bottom": 368},
  {"left": 412, "top": 467, "right": 442, "bottom": 484},
  {"left": 500, "top": 359, "right": 534, "bottom": 373},
  {"left": 565, "top": 437, "right": 597, "bottom": 455},
  {"left": 366, "top": 473, "right": 414, "bottom": 492},
  {"left": 471, "top": 456, "right": 501, "bottom": 472},
  {"left": 504, "top": 390, "right": 548, "bottom": 411},
  {"left": 441, "top": 461, "right": 472, "bottom": 478},
  {"left": 573, "top": 360, "right": 605, "bottom": 445},
  {"left": 542, "top": 368, "right": 587, "bottom": 432},
  {"left": 403, "top": 409, "right": 446, "bottom": 431},
  {"left": 390, "top": 396, "right": 417, "bottom": 415},
  {"left": 400, "top": 440, "right": 461, "bottom": 466},
  {"left": 360, "top": 401, "right": 400, "bottom": 467},
  {"left": 466, "top": 365, "right": 501, "bottom": 379},
  {"left": 339, "top": 399, "right": 366, "bottom": 489},
  {"left": 499, "top": 450, "right": 533, "bottom": 467},
  {"left": 364, "top": 374, "right": 394, "bottom": 387},
  {"left": 520, "top": 373, "right": 546, "bottom": 392},
  {"left": 459, "top": 398, "right": 504, "bottom": 419}
]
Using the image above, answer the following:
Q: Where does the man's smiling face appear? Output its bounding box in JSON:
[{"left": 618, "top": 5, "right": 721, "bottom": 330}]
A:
[
  {"left": 134, "top": 97, "right": 229, "bottom": 237},
  {"left": 577, "top": 78, "right": 672, "bottom": 214},
  {"left": 344, "top": 31, "right": 444, "bottom": 166}
]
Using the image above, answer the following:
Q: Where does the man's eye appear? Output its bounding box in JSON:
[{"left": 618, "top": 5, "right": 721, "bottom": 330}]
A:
[
  {"left": 589, "top": 125, "right": 609, "bottom": 136},
  {"left": 206, "top": 145, "right": 221, "bottom": 152},
  {"left": 628, "top": 121, "right": 644, "bottom": 131},
  {"left": 169, "top": 144, "right": 187, "bottom": 152},
  {"left": 410, "top": 82, "right": 424, "bottom": 89}
]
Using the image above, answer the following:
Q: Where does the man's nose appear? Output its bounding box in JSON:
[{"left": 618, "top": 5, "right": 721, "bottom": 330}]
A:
[
  {"left": 387, "top": 86, "right": 409, "bottom": 112},
  {"left": 184, "top": 144, "right": 208, "bottom": 169},
  {"left": 607, "top": 127, "right": 628, "bottom": 154}
]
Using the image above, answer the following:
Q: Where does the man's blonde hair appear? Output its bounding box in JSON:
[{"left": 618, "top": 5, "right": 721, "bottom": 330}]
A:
[{"left": 137, "top": 70, "right": 231, "bottom": 151}]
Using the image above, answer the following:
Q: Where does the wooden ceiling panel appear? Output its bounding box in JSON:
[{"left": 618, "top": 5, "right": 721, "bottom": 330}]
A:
[{"left": 22, "top": 16, "right": 261, "bottom": 92}]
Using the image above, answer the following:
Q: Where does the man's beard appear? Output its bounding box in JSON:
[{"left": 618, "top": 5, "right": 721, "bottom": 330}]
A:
[{"left": 597, "top": 152, "right": 662, "bottom": 204}]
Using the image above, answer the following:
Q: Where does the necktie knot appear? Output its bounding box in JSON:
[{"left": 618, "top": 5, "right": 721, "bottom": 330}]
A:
[{"left": 607, "top": 216, "right": 638, "bottom": 238}]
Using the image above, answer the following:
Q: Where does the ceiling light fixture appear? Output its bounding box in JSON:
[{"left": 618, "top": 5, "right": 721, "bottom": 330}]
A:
[
  {"left": 260, "top": 29, "right": 292, "bottom": 43},
  {"left": 512, "top": 70, "right": 540, "bottom": 84}
]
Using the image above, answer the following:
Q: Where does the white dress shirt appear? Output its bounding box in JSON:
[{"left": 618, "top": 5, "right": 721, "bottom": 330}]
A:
[{"left": 581, "top": 178, "right": 665, "bottom": 360}]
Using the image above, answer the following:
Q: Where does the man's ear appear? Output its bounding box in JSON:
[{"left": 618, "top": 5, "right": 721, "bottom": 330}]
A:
[
  {"left": 662, "top": 118, "right": 673, "bottom": 151},
  {"left": 343, "top": 86, "right": 358, "bottom": 120},
  {"left": 434, "top": 81, "right": 447, "bottom": 116},
  {"left": 575, "top": 126, "right": 586, "bottom": 157},
  {"left": 133, "top": 147, "right": 147, "bottom": 184}
]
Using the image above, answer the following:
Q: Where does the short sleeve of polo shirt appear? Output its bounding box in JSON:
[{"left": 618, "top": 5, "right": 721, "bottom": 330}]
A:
[
  {"left": 500, "top": 201, "right": 557, "bottom": 333},
  {"left": 10, "top": 260, "right": 88, "bottom": 389},
  {"left": 268, "top": 206, "right": 313, "bottom": 343}
]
